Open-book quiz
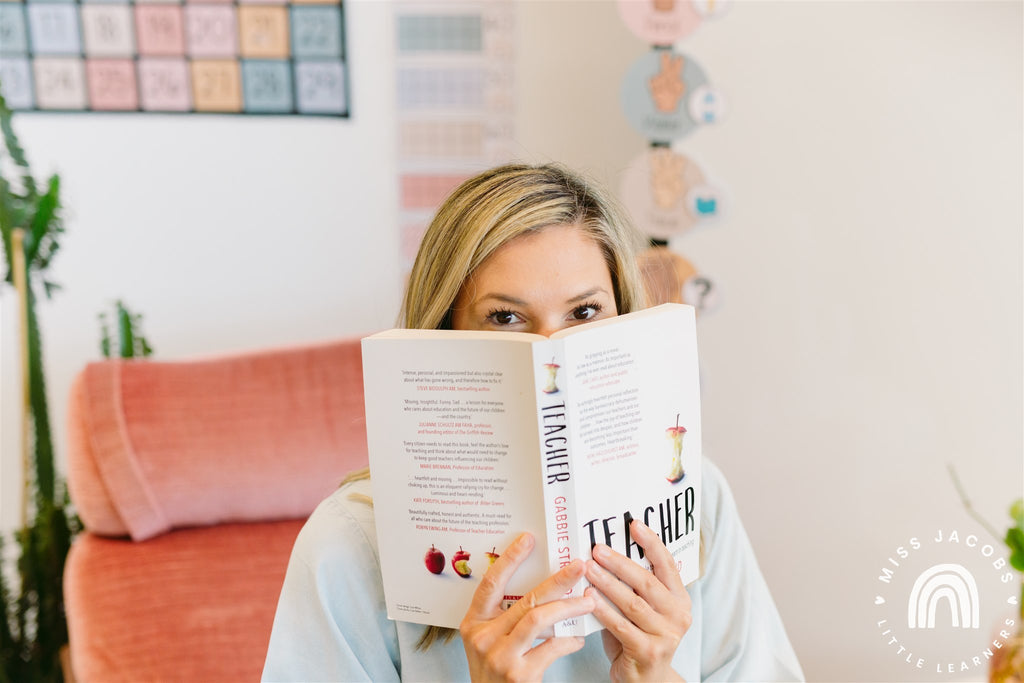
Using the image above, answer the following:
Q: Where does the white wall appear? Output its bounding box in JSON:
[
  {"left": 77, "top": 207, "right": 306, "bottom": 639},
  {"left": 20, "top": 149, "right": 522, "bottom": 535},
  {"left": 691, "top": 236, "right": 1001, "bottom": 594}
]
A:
[
  {"left": 0, "top": 0, "right": 403, "bottom": 519},
  {"left": 1, "top": 2, "right": 1021, "bottom": 681}
]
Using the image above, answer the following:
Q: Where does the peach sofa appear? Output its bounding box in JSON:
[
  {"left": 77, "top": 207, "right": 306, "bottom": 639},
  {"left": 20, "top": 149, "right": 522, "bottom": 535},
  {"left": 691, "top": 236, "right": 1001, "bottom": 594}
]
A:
[{"left": 63, "top": 338, "right": 369, "bottom": 681}]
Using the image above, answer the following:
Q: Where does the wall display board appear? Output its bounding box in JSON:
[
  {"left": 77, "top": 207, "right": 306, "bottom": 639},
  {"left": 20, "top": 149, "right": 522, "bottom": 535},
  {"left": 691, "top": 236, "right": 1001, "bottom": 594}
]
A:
[
  {"left": 393, "top": 1, "right": 515, "bottom": 269},
  {"left": 617, "top": 0, "right": 731, "bottom": 317},
  {"left": 0, "top": 0, "right": 349, "bottom": 115}
]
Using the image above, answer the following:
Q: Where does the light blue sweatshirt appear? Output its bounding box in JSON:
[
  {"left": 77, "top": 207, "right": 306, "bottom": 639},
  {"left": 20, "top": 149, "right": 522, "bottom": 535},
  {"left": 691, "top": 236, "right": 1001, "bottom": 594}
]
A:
[{"left": 263, "top": 458, "right": 804, "bottom": 682}]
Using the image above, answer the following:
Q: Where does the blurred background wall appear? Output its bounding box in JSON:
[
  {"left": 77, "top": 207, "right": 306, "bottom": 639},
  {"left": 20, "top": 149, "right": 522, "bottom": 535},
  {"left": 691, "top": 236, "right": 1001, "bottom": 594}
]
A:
[{"left": 1, "top": 1, "right": 1021, "bottom": 680}]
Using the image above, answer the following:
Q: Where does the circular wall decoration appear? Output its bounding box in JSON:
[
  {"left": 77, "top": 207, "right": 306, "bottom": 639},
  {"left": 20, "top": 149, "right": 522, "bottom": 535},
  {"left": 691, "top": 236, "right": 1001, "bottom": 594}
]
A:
[
  {"left": 687, "top": 83, "right": 727, "bottom": 125},
  {"left": 682, "top": 274, "right": 720, "bottom": 314},
  {"left": 620, "top": 48, "right": 710, "bottom": 142},
  {"left": 690, "top": 0, "right": 732, "bottom": 21},
  {"left": 638, "top": 246, "right": 697, "bottom": 305},
  {"left": 617, "top": 0, "right": 701, "bottom": 45},
  {"left": 621, "top": 147, "right": 721, "bottom": 239}
]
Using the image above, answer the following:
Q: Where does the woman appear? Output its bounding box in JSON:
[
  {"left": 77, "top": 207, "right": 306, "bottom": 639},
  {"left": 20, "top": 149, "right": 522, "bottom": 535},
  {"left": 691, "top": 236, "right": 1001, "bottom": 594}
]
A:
[{"left": 263, "top": 164, "right": 803, "bottom": 682}]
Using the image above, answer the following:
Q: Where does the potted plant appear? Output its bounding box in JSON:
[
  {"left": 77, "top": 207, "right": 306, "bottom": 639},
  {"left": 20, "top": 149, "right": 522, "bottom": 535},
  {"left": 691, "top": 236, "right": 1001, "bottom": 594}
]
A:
[
  {"left": 949, "top": 465, "right": 1024, "bottom": 681},
  {"left": 0, "top": 92, "right": 80, "bottom": 682}
]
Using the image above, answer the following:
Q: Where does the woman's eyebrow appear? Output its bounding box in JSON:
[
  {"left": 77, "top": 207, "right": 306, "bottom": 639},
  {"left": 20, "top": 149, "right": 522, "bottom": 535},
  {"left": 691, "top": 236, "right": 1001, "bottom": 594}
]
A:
[
  {"left": 566, "top": 288, "right": 609, "bottom": 304},
  {"left": 477, "top": 293, "right": 528, "bottom": 306}
]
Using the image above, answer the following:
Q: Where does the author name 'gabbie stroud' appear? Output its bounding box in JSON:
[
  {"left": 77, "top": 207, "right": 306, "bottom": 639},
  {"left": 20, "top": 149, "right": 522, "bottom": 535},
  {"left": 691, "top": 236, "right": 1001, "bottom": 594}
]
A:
[{"left": 540, "top": 401, "right": 697, "bottom": 562}]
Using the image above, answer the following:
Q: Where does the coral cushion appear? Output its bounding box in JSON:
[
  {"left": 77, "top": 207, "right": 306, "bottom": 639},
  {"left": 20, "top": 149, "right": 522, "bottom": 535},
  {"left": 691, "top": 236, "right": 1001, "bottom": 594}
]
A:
[
  {"left": 64, "top": 520, "right": 303, "bottom": 681},
  {"left": 66, "top": 339, "right": 368, "bottom": 540}
]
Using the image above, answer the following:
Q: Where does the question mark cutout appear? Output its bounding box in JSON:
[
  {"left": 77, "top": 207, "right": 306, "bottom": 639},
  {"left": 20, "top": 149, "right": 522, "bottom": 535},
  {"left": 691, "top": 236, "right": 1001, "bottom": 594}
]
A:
[{"left": 683, "top": 275, "right": 717, "bottom": 313}]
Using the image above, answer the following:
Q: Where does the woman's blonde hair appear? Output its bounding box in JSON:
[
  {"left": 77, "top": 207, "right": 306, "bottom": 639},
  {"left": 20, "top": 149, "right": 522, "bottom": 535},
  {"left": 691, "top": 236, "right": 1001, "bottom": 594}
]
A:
[
  {"left": 402, "top": 163, "right": 648, "bottom": 330},
  {"left": 346, "top": 163, "right": 658, "bottom": 650}
]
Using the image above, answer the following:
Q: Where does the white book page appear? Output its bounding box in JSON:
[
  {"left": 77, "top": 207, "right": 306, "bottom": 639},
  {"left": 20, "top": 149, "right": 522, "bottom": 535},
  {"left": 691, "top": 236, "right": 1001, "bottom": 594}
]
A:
[
  {"left": 362, "top": 336, "right": 550, "bottom": 628},
  {"left": 560, "top": 305, "right": 703, "bottom": 634}
]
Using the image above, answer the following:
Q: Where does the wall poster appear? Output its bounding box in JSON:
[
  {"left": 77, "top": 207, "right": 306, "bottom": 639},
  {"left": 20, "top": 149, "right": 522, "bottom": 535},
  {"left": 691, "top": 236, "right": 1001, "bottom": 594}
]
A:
[
  {"left": 393, "top": 1, "right": 516, "bottom": 269},
  {"left": 0, "top": 0, "right": 349, "bottom": 116}
]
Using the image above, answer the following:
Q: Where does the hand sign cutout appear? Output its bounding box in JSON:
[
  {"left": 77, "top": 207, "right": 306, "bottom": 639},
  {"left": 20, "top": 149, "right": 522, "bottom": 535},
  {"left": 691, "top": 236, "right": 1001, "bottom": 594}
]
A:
[
  {"left": 649, "top": 149, "right": 686, "bottom": 209},
  {"left": 648, "top": 52, "right": 686, "bottom": 113}
]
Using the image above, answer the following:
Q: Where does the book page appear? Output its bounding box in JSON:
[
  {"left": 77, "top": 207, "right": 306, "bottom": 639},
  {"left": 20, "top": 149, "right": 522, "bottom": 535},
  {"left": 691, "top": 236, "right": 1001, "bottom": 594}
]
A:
[
  {"left": 560, "top": 304, "right": 702, "bottom": 635},
  {"left": 362, "top": 335, "right": 551, "bottom": 629}
]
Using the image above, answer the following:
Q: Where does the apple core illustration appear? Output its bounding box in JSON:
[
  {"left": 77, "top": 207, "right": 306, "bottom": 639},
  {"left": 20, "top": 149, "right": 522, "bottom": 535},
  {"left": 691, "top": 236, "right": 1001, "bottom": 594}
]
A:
[
  {"left": 665, "top": 414, "right": 687, "bottom": 484},
  {"left": 543, "top": 358, "right": 560, "bottom": 394}
]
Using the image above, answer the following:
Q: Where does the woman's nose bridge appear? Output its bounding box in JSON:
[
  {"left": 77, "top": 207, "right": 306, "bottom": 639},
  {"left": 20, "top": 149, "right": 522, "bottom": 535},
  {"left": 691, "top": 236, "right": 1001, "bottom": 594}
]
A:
[{"left": 533, "top": 316, "right": 562, "bottom": 338}]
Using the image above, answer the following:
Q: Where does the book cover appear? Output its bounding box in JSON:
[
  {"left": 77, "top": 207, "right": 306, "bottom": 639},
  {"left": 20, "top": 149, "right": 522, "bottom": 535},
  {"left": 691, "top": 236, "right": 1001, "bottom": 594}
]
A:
[{"left": 361, "top": 303, "right": 701, "bottom": 636}]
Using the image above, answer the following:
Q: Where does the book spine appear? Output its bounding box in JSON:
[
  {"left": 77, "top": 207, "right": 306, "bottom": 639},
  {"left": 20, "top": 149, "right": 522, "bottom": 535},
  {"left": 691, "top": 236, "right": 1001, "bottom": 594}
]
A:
[{"left": 532, "top": 339, "right": 584, "bottom": 636}]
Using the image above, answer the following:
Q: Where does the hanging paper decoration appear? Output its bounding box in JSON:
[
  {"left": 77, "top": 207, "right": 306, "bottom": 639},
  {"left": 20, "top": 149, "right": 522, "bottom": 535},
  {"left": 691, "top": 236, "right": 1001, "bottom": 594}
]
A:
[
  {"left": 617, "top": 0, "right": 732, "bottom": 317},
  {"left": 691, "top": 0, "right": 733, "bottom": 21},
  {"left": 617, "top": 0, "right": 702, "bottom": 45},
  {"left": 681, "top": 273, "right": 719, "bottom": 314},
  {"left": 620, "top": 49, "right": 719, "bottom": 143},
  {"left": 392, "top": 1, "right": 516, "bottom": 269},
  {"left": 638, "top": 245, "right": 719, "bottom": 314},
  {"left": 621, "top": 147, "right": 723, "bottom": 239}
]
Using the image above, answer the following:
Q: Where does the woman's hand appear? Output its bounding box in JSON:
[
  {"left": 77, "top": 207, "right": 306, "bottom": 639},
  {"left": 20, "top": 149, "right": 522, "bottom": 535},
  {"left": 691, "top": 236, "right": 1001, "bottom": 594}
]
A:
[
  {"left": 585, "top": 519, "right": 692, "bottom": 683},
  {"left": 460, "top": 532, "right": 596, "bottom": 682}
]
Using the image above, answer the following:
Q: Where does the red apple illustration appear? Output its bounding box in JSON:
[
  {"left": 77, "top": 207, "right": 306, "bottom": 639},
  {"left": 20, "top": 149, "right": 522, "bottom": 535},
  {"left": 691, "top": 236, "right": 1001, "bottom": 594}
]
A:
[
  {"left": 452, "top": 546, "right": 472, "bottom": 578},
  {"left": 424, "top": 545, "right": 445, "bottom": 575},
  {"left": 485, "top": 547, "right": 500, "bottom": 567}
]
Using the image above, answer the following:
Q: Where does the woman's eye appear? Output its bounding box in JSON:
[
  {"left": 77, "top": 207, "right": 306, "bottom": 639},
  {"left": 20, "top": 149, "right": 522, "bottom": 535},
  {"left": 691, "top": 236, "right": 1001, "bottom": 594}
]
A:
[
  {"left": 571, "top": 304, "right": 601, "bottom": 321},
  {"left": 487, "top": 310, "right": 522, "bottom": 325}
]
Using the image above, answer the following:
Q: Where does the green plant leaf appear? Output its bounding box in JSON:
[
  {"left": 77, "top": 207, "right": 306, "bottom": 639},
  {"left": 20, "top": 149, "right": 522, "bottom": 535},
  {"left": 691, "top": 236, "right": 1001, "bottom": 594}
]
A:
[
  {"left": 1011, "top": 498, "right": 1024, "bottom": 527},
  {"left": 118, "top": 300, "right": 134, "bottom": 358},
  {"left": 1006, "top": 527, "right": 1024, "bottom": 572},
  {"left": 1011, "top": 549, "right": 1024, "bottom": 572},
  {"left": 26, "top": 175, "right": 62, "bottom": 276},
  {"left": 0, "top": 91, "right": 37, "bottom": 198},
  {"left": 41, "top": 280, "right": 62, "bottom": 299},
  {"left": 25, "top": 285, "right": 55, "bottom": 506},
  {"left": 1007, "top": 527, "right": 1024, "bottom": 553}
]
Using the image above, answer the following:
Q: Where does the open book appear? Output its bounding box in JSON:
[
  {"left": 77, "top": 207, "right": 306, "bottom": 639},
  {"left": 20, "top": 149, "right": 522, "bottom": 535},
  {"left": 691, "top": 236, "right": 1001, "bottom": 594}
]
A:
[{"left": 361, "top": 303, "right": 701, "bottom": 636}]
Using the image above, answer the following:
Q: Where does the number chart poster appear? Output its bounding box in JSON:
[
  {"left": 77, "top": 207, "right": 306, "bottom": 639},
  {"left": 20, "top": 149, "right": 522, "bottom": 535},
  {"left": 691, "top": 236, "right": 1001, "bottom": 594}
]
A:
[
  {"left": 0, "top": 0, "right": 349, "bottom": 116},
  {"left": 394, "top": 1, "right": 516, "bottom": 268}
]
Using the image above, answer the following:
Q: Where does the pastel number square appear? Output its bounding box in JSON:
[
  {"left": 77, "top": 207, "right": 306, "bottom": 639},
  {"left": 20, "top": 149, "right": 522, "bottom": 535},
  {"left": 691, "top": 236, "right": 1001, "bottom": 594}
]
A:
[
  {"left": 238, "top": 6, "right": 289, "bottom": 58},
  {"left": 185, "top": 5, "right": 237, "bottom": 57},
  {"left": 27, "top": 4, "right": 81, "bottom": 54},
  {"left": 0, "top": 4, "right": 28, "bottom": 54},
  {"left": 135, "top": 5, "right": 185, "bottom": 56},
  {"left": 137, "top": 58, "right": 190, "bottom": 110},
  {"left": 294, "top": 60, "right": 345, "bottom": 114},
  {"left": 290, "top": 6, "right": 342, "bottom": 59},
  {"left": 81, "top": 5, "right": 135, "bottom": 57},
  {"left": 191, "top": 59, "right": 241, "bottom": 111},
  {"left": 241, "top": 59, "right": 291, "bottom": 112},
  {"left": 85, "top": 58, "right": 137, "bottom": 109},
  {"left": 33, "top": 57, "right": 86, "bottom": 109},
  {"left": 0, "top": 57, "right": 34, "bottom": 109}
]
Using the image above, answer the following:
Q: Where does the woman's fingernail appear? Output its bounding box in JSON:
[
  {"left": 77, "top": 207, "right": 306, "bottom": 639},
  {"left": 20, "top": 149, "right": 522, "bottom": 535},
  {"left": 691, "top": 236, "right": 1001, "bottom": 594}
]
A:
[
  {"left": 630, "top": 518, "right": 653, "bottom": 537},
  {"left": 592, "top": 543, "right": 609, "bottom": 559}
]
